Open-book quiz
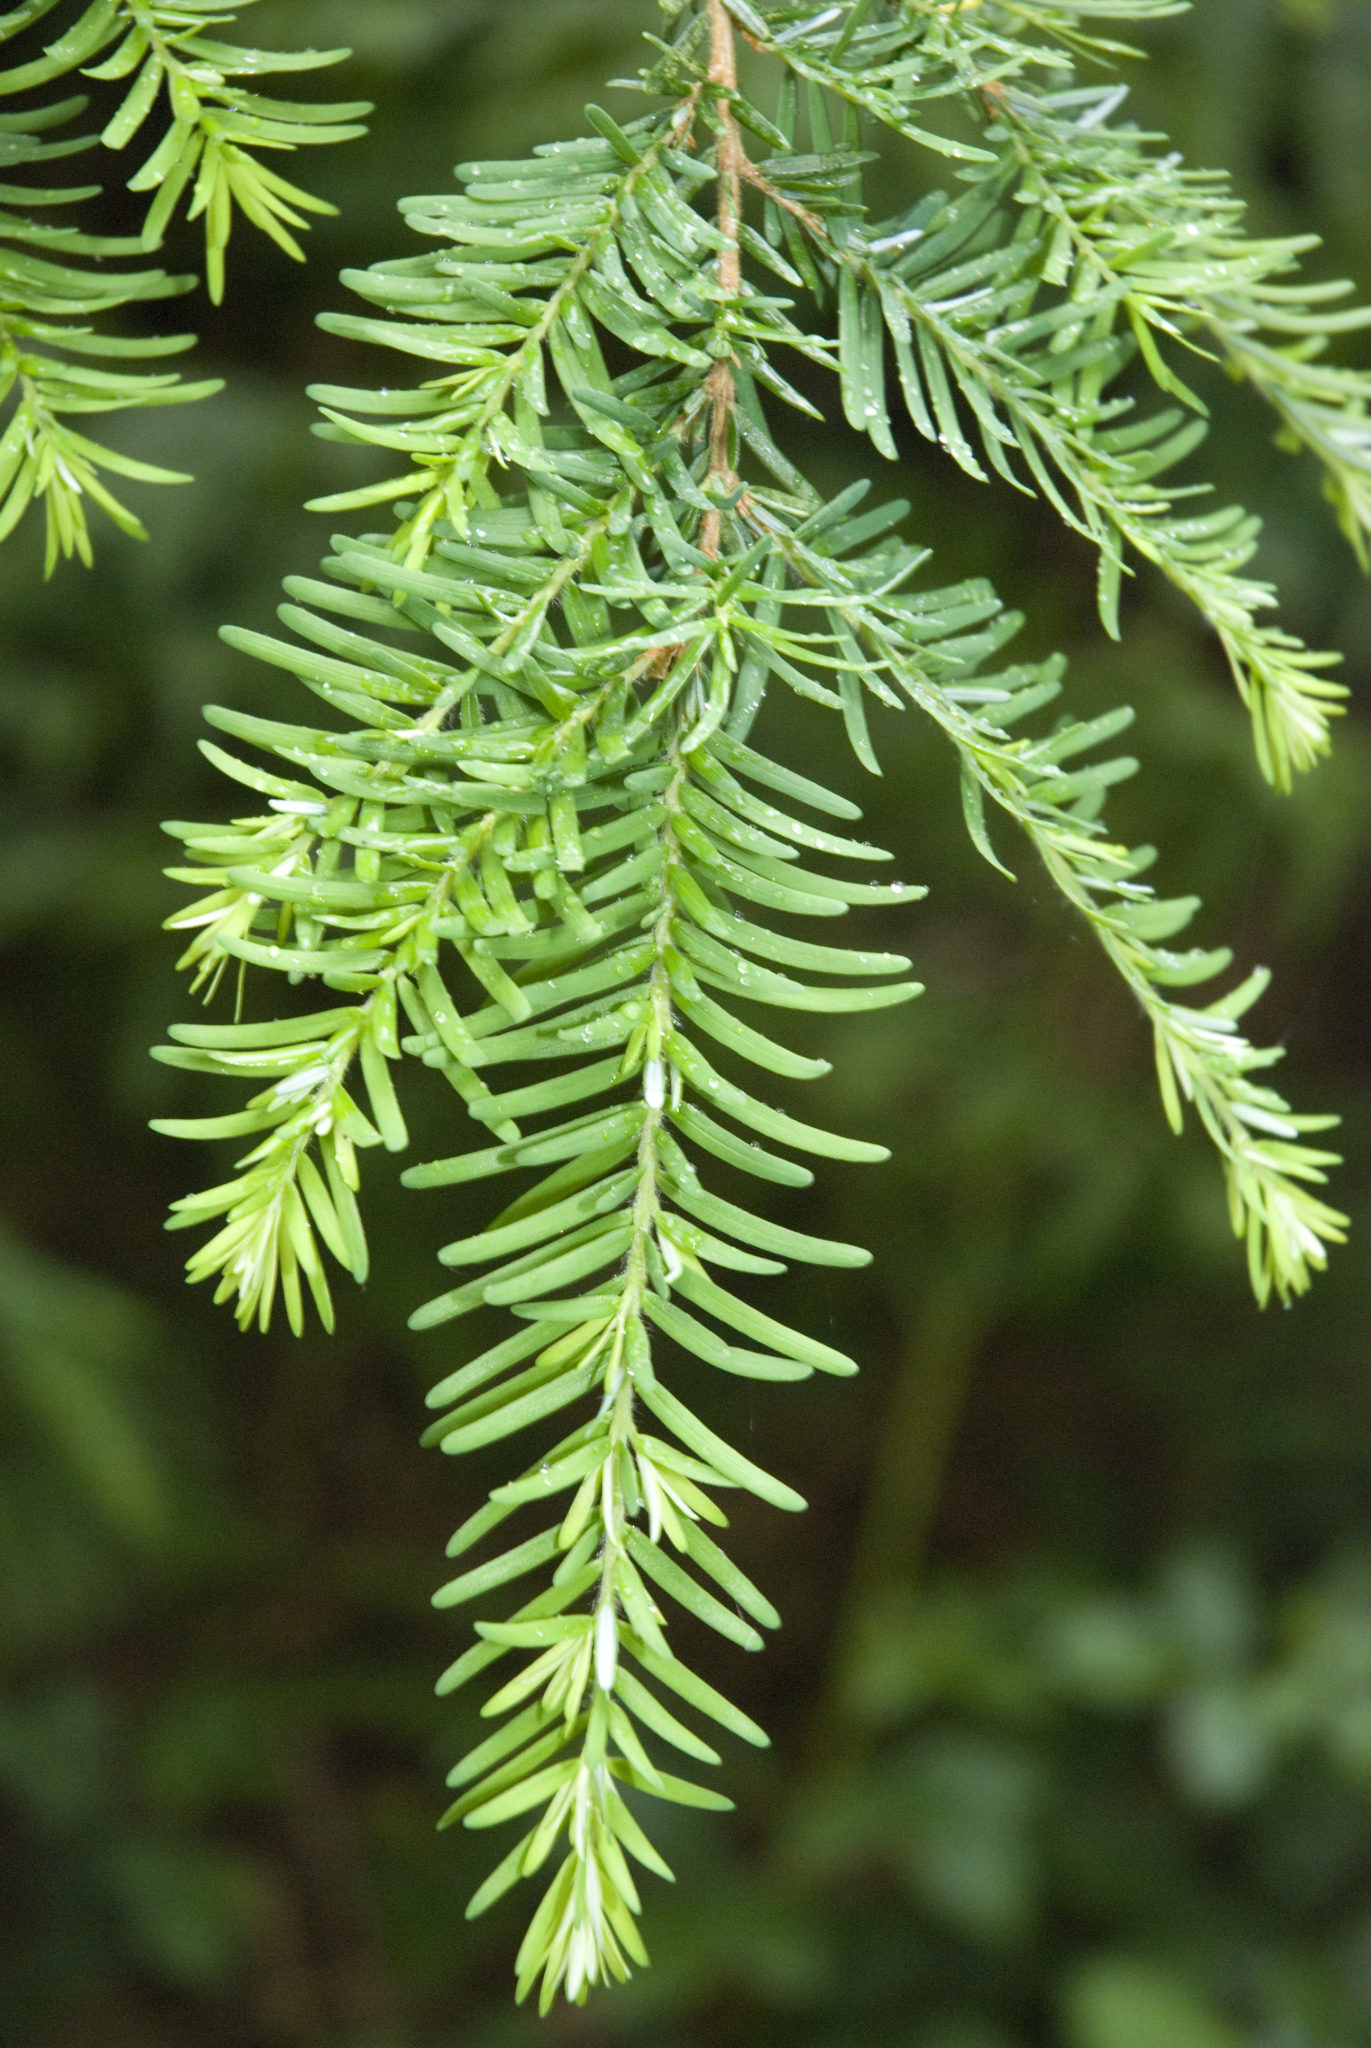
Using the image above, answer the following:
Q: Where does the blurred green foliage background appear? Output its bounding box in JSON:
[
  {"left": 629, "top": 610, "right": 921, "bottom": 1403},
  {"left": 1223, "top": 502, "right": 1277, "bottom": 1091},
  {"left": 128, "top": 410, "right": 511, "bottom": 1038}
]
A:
[{"left": 2, "top": 3, "right": 1370, "bottom": 2044}]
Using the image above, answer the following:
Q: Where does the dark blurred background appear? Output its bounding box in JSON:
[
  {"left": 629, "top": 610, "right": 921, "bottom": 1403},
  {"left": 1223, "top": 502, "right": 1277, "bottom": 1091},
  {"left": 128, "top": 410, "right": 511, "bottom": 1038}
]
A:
[{"left": 2, "top": 3, "right": 1370, "bottom": 2044}]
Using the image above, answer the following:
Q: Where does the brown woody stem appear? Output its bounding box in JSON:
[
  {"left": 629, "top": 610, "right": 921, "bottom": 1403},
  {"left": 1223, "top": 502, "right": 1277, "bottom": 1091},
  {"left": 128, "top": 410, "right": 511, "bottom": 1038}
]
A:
[{"left": 703, "top": 0, "right": 744, "bottom": 557}]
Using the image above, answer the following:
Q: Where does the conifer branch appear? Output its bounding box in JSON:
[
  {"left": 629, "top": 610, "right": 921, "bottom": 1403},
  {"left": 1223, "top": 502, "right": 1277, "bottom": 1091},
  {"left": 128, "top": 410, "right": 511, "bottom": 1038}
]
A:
[
  {"left": 718, "top": 3, "right": 1365, "bottom": 787},
  {"left": 156, "top": 0, "right": 1357, "bottom": 2006},
  {"left": 0, "top": 0, "right": 367, "bottom": 566}
]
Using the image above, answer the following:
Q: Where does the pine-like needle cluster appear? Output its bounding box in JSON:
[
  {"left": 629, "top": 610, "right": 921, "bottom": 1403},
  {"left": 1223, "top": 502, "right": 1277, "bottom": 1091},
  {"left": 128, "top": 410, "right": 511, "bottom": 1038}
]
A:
[
  {"left": 1, "top": 0, "right": 368, "bottom": 567},
  {"left": 156, "top": 0, "right": 1358, "bottom": 2007}
]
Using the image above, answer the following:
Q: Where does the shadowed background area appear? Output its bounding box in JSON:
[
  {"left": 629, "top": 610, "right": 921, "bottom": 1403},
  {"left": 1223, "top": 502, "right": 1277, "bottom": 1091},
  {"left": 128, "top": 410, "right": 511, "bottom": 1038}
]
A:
[{"left": 2, "top": 3, "right": 1370, "bottom": 2044}]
